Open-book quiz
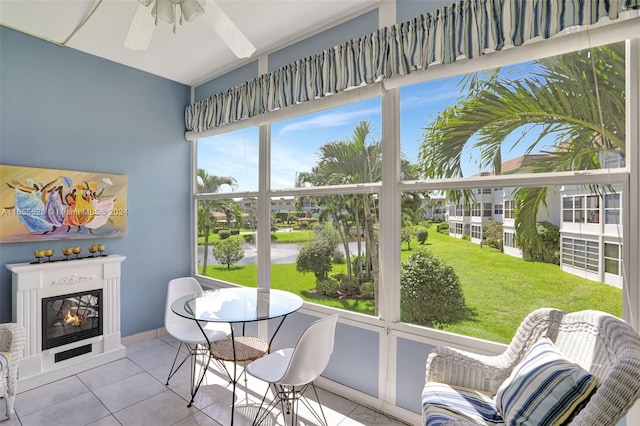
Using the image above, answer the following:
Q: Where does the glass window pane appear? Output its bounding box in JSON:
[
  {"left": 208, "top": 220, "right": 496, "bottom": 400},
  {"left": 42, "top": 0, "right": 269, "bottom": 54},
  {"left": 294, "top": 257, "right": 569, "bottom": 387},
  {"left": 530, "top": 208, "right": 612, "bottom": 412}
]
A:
[
  {"left": 605, "top": 243, "right": 619, "bottom": 258},
  {"left": 196, "top": 199, "right": 258, "bottom": 286},
  {"left": 197, "top": 127, "right": 259, "bottom": 193},
  {"left": 400, "top": 43, "right": 625, "bottom": 181},
  {"left": 271, "top": 98, "right": 382, "bottom": 190},
  {"left": 605, "top": 194, "right": 621, "bottom": 208},
  {"left": 606, "top": 211, "right": 621, "bottom": 225},
  {"left": 271, "top": 193, "right": 379, "bottom": 316},
  {"left": 605, "top": 259, "right": 619, "bottom": 275},
  {"left": 399, "top": 186, "right": 622, "bottom": 343}
]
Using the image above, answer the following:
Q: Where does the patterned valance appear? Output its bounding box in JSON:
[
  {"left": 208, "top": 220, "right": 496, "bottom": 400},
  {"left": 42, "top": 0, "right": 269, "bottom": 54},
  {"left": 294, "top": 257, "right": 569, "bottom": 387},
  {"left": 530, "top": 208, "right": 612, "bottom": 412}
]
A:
[{"left": 185, "top": 0, "right": 639, "bottom": 134}]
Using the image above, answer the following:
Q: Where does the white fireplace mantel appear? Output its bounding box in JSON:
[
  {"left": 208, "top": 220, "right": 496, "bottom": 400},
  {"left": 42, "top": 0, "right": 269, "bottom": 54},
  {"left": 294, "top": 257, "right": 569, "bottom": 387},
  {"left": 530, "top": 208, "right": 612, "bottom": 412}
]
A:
[{"left": 7, "top": 255, "right": 126, "bottom": 391}]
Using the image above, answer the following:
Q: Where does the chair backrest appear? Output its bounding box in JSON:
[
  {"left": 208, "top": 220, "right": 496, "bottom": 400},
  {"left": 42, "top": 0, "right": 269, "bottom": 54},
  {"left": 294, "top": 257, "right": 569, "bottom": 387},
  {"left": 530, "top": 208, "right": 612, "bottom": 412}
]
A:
[
  {"left": 0, "top": 323, "right": 26, "bottom": 397},
  {"left": 164, "top": 277, "right": 204, "bottom": 336},
  {"left": 279, "top": 314, "right": 339, "bottom": 387},
  {"left": 505, "top": 308, "right": 640, "bottom": 426}
]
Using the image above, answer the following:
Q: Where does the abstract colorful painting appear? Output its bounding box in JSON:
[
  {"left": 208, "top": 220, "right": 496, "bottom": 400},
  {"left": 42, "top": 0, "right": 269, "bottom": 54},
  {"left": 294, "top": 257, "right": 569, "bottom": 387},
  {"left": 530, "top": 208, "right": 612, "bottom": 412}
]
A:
[{"left": 0, "top": 165, "right": 127, "bottom": 243}]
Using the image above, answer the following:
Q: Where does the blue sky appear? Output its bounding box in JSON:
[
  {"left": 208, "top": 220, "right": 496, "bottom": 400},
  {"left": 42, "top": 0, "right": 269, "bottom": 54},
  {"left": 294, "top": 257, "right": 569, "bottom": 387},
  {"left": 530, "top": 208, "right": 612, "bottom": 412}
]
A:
[{"left": 197, "top": 61, "right": 548, "bottom": 192}]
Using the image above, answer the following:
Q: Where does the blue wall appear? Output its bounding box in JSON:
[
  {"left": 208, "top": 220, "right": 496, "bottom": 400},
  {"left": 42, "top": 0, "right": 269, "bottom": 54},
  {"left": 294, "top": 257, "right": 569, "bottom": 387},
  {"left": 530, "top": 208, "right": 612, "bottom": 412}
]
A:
[
  {"left": 0, "top": 27, "right": 192, "bottom": 336},
  {"left": 268, "top": 9, "right": 379, "bottom": 72},
  {"left": 396, "top": 0, "right": 452, "bottom": 23},
  {"left": 195, "top": 60, "right": 259, "bottom": 103}
]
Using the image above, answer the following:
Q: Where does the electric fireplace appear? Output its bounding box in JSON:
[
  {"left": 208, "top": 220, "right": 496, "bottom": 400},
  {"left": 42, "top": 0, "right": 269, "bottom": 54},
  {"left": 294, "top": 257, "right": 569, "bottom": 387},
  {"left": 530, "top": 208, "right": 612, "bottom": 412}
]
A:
[
  {"left": 42, "top": 289, "right": 103, "bottom": 350},
  {"left": 7, "top": 255, "right": 126, "bottom": 391}
]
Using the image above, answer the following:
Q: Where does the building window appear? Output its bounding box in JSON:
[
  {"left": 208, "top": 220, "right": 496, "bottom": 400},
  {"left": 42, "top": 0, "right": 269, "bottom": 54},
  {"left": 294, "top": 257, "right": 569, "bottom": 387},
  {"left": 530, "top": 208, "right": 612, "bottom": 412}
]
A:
[
  {"left": 605, "top": 194, "right": 621, "bottom": 225},
  {"left": 504, "top": 232, "right": 516, "bottom": 248},
  {"left": 561, "top": 237, "right": 599, "bottom": 272},
  {"left": 483, "top": 203, "right": 492, "bottom": 217},
  {"left": 471, "top": 225, "right": 482, "bottom": 239},
  {"left": 494, "top": 203, "right": 503, "bottom": 215},
  {"left": 586, "top": 195, "right": 600, "bottom": 223},
  {"left": 504, "top": 200, "right": 515, "bottom": 219},
  {"left": 604, "top": 243, "right": 621, "bottom": 275},
  {"left": 451, "top": 222, "right": 464, "bottom": 236},
  {"left": 563, "top": 194, "right": 601, "bottom": 223},
  {"left": 471, "top": 203, "right": 481, "bottom": 217}
]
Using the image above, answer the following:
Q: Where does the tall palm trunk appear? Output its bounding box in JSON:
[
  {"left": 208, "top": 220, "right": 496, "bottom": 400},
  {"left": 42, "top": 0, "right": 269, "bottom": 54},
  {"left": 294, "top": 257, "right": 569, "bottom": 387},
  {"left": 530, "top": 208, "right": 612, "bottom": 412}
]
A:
[
  {"left": 202, "top": 225, "right": 210, "bottom": 275},
  {"left": 332, "top": 211, "right": 353, "bottom": 292},
  {"left": 353, "top": 198, "right": 363, "bottom": 281},
  {"left": 363, "top": 194, "right": 379, "bottom": 315}
]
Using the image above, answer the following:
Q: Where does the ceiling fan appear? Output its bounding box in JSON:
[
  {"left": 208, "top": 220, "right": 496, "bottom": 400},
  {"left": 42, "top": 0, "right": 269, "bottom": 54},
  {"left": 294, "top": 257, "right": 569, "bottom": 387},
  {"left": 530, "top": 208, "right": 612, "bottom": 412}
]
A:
[{"left": 124, "top": 0, "right": 256, "bottom": 58}]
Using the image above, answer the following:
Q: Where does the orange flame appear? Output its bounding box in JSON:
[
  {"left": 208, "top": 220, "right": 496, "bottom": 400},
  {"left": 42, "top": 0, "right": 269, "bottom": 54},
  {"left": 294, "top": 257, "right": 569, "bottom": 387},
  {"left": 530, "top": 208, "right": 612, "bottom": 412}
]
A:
[{"left": 64, "top": 310, "right": 81, "bottom": 326}]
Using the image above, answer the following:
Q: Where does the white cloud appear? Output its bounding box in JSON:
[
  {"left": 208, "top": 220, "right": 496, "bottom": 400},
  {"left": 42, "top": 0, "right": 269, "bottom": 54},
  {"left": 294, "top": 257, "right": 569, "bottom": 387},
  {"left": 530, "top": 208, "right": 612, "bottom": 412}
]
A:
[
  {"left": 277, "top": 106, "right": 380, "bottom": 135},
  {"left": 400, "top": 89, "right": 460, "bottom": 108}
]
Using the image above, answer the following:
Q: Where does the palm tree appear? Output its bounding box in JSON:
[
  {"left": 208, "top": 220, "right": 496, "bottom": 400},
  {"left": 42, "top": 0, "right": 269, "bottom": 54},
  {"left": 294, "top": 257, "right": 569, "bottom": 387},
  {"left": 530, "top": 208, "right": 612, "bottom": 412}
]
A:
[
  {"left": 418, "top": 42, "right": 625, "bottom": 252},
  {"left": 299, "top": 121, "right": 382, "bottom": 309},
  {"left": 197, "top": 169, "right": 237, "bottom": 275}
]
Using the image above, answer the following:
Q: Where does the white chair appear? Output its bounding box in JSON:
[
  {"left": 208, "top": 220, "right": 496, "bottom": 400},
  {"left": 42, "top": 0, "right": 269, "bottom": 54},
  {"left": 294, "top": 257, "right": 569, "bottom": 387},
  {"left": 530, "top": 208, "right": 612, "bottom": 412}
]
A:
[
  {"left": 164, "top": 277, "right": 230, "bottom": 402},
  {"left": 246, "top": 314, "right": 339, "bottom": 426},
  {"left": 0, "top": 323, "right": 26, "bottom": 419}
]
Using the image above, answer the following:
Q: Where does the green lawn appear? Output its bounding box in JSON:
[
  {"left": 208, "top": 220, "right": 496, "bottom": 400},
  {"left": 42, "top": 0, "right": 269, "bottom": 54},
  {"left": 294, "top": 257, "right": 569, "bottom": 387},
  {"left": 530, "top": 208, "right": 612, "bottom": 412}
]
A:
[
  {"left": 202, "top": 262, "right": 374, "bottom": 314},
  {"left": 411, "top": 232, "right": 622, "bottom": 342},
  {"left": 202, "top": 230, "right": 622, "bottom": 344}
]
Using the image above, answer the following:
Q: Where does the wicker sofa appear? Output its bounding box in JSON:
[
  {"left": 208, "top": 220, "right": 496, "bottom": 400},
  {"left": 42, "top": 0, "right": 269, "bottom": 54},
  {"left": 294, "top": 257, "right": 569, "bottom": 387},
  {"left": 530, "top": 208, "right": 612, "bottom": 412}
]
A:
[
  {"left": 0, "top": 323, "right": 26, "bottom": 419},
  {"left": 422, "top": 308, "right": 640, "bottom": 426}
]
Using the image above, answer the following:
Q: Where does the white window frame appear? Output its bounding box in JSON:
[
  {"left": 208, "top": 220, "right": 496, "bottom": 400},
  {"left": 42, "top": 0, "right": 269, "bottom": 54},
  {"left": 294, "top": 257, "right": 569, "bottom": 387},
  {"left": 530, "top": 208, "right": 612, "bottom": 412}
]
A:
[{"left": 190, "top": 23, "right": 640, "bottom": 390}]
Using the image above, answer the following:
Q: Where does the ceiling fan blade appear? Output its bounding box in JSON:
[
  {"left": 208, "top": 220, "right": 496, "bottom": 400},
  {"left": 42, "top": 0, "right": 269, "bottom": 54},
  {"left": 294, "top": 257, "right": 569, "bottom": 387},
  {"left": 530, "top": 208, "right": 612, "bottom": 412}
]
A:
[
  {"left": 202, "top": 0, "right": 256, "bottom": 58},
  {"left": 124, "top": 2, "right": 156, "bottom": 50}
]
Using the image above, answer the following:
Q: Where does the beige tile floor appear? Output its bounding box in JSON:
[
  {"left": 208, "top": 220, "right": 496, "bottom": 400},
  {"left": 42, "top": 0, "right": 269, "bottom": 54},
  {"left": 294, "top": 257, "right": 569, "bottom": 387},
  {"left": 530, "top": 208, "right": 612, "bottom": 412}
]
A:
[{"left": 1, "top": 334, "right": 410, "bottom": 426}]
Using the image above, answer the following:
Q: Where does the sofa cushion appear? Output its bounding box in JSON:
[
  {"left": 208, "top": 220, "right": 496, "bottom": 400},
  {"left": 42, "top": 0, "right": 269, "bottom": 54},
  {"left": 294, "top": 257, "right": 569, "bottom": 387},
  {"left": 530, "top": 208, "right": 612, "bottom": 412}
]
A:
[
  {"left": 422, "top": 382, "right": 505, "bottom": 425},
  {"left": 495, "top": 337, "right": 598, "bottom": 425}
]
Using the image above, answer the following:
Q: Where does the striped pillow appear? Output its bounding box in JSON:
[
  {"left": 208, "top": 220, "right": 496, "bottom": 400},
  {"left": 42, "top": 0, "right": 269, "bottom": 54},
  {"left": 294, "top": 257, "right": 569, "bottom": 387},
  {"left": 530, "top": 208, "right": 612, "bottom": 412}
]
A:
[
  {"left": 0, "top": 351, "right": 9, "bottom": 371},
  {"left": 422, "top": 382, "right": 504, "bottom": 425},
  {"left": 495, "top": 337, "right": 598, "bottom": 426}
]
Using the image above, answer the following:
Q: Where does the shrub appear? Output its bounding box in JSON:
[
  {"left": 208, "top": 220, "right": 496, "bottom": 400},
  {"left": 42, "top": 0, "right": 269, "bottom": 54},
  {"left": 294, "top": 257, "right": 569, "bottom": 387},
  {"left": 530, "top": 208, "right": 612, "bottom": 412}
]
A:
[
  {"left": 400, "top": 248, "right": 466, "bottom": 328},
  {"left": 243, "top": 234, "right": 255, "bottom": 243},
  {"left": 296, "top": 240, "right": 334, "bottom": 281},
  {"left": 484, "top": 221, "right": 503, "bottom": 250},
  {"left": 315, "top": 278, "right": 340, "bottom": 296},
  {"left": 520, "top": 221, "right": 560, "bottom": 264},
  {"left": 359, "top": 282, "right": 374, "bottom": 299},
  {"left": 211, "top": 238, "right": 244, "bottom": 269},
  {"left": 351, "top": 255, "right": 367, "bottom": 275},
  {"left": 332, "top": 250, "right": 345, "bottom": 264},
  {"left": 436, "top": 222, "right": 449, "bottom": 233},
  {"left": 218, "top": 230, "right": 231, "bottom": 240},
  {"left": 401, "top": 225, "right": 414, "bottom": 249},
  {"left": 274, "top": 212, "right": 288, "bottom": 223},
  {"left": 462, "top": 234, "right": 470, "bottom": 241},
  {"left": 416, "top": 228, "right": 428, "bottom": 244}
]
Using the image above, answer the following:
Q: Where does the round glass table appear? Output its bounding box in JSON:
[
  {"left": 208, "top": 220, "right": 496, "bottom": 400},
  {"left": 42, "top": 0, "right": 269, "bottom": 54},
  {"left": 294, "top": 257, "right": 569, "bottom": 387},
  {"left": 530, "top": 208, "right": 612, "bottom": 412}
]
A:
[
  {"left": 172, "top": 286, "right": 304, "bottom": 325},
  {"left": 171, "top": 287, "right": 303, "bottom": 424}
]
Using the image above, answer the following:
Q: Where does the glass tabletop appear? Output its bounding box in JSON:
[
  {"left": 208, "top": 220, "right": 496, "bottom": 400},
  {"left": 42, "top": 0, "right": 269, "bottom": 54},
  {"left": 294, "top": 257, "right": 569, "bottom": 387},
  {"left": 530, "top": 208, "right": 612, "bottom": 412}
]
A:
[{"left": 171, "top": 287, "right": 304, "bottom": 323}]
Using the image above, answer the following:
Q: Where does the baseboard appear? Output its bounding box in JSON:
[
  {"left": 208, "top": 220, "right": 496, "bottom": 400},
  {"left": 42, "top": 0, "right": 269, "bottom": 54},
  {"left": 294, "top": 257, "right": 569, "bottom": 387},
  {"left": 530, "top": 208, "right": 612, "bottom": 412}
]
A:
[
  {"left": 121, "top": 327, "right": 422, "bottom": 425},
  {"left": 314, "top": 376, "right": 421, "bottom": 425}
]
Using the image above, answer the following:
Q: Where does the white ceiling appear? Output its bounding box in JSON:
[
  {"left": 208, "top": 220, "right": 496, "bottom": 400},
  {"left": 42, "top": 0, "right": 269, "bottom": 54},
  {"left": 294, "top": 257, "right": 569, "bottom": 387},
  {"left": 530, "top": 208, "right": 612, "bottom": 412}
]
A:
[{"left": 0, "top": 0, "right": 379, "bottom": 86}]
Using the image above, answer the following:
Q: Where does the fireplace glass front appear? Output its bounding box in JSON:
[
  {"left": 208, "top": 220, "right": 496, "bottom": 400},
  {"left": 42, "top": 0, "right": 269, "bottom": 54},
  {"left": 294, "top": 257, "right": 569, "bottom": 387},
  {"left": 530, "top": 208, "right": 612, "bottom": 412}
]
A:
[{"left": 42, "top": 289, "right": 103, "bottom": 350}]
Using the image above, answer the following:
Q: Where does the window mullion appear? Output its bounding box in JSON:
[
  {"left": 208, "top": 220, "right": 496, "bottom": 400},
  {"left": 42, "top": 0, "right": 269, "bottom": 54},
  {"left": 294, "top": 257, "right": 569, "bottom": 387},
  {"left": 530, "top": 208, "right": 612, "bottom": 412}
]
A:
[{"left": 257, "top": 124, "right": 271, "bottom": 291}]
